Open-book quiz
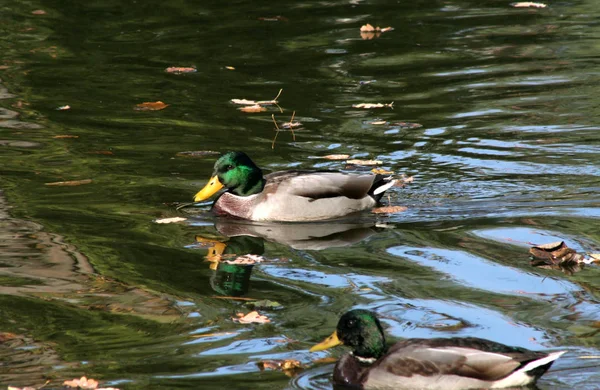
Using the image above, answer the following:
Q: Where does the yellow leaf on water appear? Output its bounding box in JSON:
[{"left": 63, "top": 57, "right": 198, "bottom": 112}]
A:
[
  {"left": 352, "top": 102, "right": 394, "bottom": 109},
  {"left": 165, "top": 67, "right": 197, "bottom": 74},
  {"left": 322, "top": 154, "right": 350, "bottom": 160},
  {"left": 154, "top": 217, "right": 187, "bottom": 224},
  {"left": 372, "top": 206, "right": 408, "bottom": 214},
  {"left": 45, "top": 179, "right": 92, "bottom": 186},
  {"left": 63, "top": 376, "right": 99, "bottom": 389},
  {"left": 371, "top": 168, "right": 394, "bottom": 174},
  {"left": 134, "top": 101, "right": 169, "bottom": 111},
  {"left": 239, "top": 104, "right": 267, "bottom": 113},
  {"left": 346, "top": 159, "right": 383, "bottom": 166},
  {"left": 511, "top": 2, "right": 547, "bottom": 7},
  {"left": 233, "top": 310, "right": 271, "bottom": 324}
]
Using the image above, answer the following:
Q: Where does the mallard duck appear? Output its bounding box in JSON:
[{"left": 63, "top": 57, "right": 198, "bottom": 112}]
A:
[
  {"left": 193, "top": 151, "right": 395, "bottom": 222},
  {"left": 310, "top": 309, "right": 565, "bottom": 390}
]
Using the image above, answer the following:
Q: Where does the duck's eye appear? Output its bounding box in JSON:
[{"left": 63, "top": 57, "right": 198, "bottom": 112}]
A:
[
  {"left": 226, "top": 165, "right": 234, "bottom": 171},
  {"left": 347, "top": 319, "right": 356, "bottom": 327}
]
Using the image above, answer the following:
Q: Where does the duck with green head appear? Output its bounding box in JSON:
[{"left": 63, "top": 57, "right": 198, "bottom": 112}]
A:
[
  {"left": 193, "top": 152, "right": 396, "bottom": 222},
  {"left": 310, "top": 309, "right": 565, "bottom": 390}
]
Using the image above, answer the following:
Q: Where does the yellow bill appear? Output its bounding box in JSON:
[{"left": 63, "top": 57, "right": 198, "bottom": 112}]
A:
[
  {"left": 310, "top": 330, "right": 342, "bottom": 352},
  {"left": 194, "top": 176, "right": 224, "bottom": 202}
]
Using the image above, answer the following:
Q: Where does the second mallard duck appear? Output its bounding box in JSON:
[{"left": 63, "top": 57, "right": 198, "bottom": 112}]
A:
[
  {"left": 310, "top": 309, "right": 565, "bottom": 390},
  {"left": 193, "top": 151, "right": 395, "bottom": 222}
]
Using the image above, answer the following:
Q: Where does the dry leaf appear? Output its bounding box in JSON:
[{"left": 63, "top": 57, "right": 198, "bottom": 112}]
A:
[
  {"left": 360, "top": 23, "right": 376, "bottom": 32},
  {"left": 380, "top": 27, "right": 394, "bottom": 33},
  {"left": 322, "top": 154, "right": 350, "bottom": 160},
  {"left": 352, "top": 102, "right": 394, "bottom": 109},
  {"left": 372, "top": 206, "right": 408, "bottom": 214},
  {"left": 53, "top": 134, "right": 79, "bottom": 139},
  {"left": 233, "top": 310, "right": 271, "bottom": 324},
  {"left": 371, "top": 168, "right": 394, "bottom": 174},
  {"left": 56, "top": 105, "right": 70, "bottom": 110},
  {"left": 31, "top": 9, "right": 46, "bottom": 15},
  {"left": 134, "top": 101, "right": 169, "bottom": 111},
  {"left": 224, "top": 254, "right": 265, "bottom": 265},
  {"left": 225, "top": 66, "right": 235, "bottom": 70},
  {"left": 64, "top": 376, "right": 99, "bottom": 389},
  {"left": 45, "top": 179, "right": 92, "bottom": 186},
  {"left": 511, "top": 2, "right": 547, "bottom": 8},
  {"left": 239, "top": 104, "right": 267, "bottom": 113},
  {"left": 369, "top": 120, "right": 388, "bottom": 125},
  {"left": 165, "top": 67, "right": 197, "bottom": 74},
  {"left": 231, "top": 99, "right": 258, "bottom": 105},
  {"left": 258, "top": 359, "right": 302, "bottom": 371},
  {"left": 312, "top": 357, "right": 338, "bottom": 364},
  {"left": 154, "top": 217, "right": 187, "bottom": 224},
  {"left": 346, "top": 159, "right": 383, "bottom": 165},
  {"left": 0, "top": 332, "right": 18, "bottom": 342}
]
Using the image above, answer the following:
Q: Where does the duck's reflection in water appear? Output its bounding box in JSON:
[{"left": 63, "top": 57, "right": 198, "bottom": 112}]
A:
[{"left": 193, "top": 218, "right": 381, "bottom": 296}]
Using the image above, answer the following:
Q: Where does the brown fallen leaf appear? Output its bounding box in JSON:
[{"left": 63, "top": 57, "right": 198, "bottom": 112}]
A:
[
  {"left": 322, "top": 154, "right": 350, "bottom": 160},
  {"left": 352, "top": 102, "right": 394, "bottom": 109},
  {"left": 64, "top": 376, "right": 99, "bottom": 389},
  {"left": 45, "top": 179, "right": 92, "bottom": 186},
  {"left": 360, "top": 23, "right": 376, "bottom": 32},
  {"left": 134, "top": 101, "right": 169, "bottom": 111},
  {"left": 511, "top": 2, "right": 547, "bottom": 8},
  {"left": 239, "top": 104, "right": 267, "bottom": 113},
  {"left": 165, "top": 67, "right": 197, "bottom": 74},
  {"left": 53, "top": 134, "right": 79, "bottom": 139},
  {"left": 233, "top": 310, "right": 271, "bottom": 324},
  {"left": 371, "top": 168, "right": 394, "bottom": 174},
  {"left": 0, "top": 332, "right": 18, "bottom": 342},
  {"left": 529, "top": 241, "right": 584, "bottom": 266},
  {"left": 154, "top": 217, "right": 187, "bottom": 224},
  {"left": 31, "top": 9, "right": 46, "bottom": 15},
  {"left": 346, "top": 159, "right": 383, "bottom": 166},
  {"left": 256, "top": 359, "right": 302, "bottom": 376},
  {"left": 372, "top": 206, "right": 408, "bottom": 214},
  {"left": 312, "top": 356, "right": 339, "bottom": 364}
]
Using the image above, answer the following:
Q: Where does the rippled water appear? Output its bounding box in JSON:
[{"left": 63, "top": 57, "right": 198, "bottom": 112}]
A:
[{"left": 1, "top": 0, "right": 600, "bottom": 389}]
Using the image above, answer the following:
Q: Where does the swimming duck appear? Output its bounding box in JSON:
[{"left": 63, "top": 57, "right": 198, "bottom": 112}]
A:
[
  {"left": 310, "top": 309, "right": 565, "bottom": 390},
  {"left": 193, "top": 152, "right": 395, "bottom": 222}
]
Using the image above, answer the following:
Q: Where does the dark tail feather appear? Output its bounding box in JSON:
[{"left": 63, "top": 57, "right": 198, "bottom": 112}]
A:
[{"left": 368, "top": 175, "right": 396, "bottom": 202}]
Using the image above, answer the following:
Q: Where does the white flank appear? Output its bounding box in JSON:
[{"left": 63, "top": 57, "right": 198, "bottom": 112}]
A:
[
  {"left": 373, "top": 179, "right": 396, "bottom": 195},
  {"left": 491, "top": 351, "right": 566, "bottom": 389}
]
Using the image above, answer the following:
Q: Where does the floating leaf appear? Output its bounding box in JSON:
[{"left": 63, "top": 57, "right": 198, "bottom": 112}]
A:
[
  {"left": 165, "top": 67, "right": 197, "bottom": 74},
  {"left": 231, "top": 99, "right": 258, "bottom": 105},
  {"left": 346, "top": 159, "right": 383, "bottom": 166},
  {"left": 225, "top": 66, "right": 235, "bottom": 70},
  {"left": 53, "top": 134, "right": 79, "bottom": 139},
  {"left": 231, "top": 89, "right": 283, "bottom": 106},
  {"left": 258, "top": 359, "right": 302, "bottom": 372},
  {"left": 529, "top": 241, "right": 583, "bottom": 266},
  {"left": 368, "top": 120, "right": 388, "bottom": 125},
  {"left": 372, "top": 206, "right": 408, "bottom": 214},
  {"left": 224, "top": 254, "right": 265, "bottom": 265},
  {"left": 134, "top": 101, "right": 169, "bottom": 111},
  {"left": 31, "top": 9, "right": 46, "bottom": 15},
  {"left": 233, "top": 310, "right": 271, "bottom": 324},
  {"left": 322, "top": 154, "right": 350, "bottom": 160},
  {"left": 352, "top": 102, "right": 394, "bottom": 109},
  {"left": 371, "top": 168, "right": 394, "bottom": 174},
  {"left": 511, "top": 2, "right": 547, "bottom": 8},
  {"left": 45, "top": 179, "right": 92, "bottom": 186},
  {"left": 56, "top": 105, "right": 70, "bottom": 110},
  {"left": 63, "top": 376, "right": 99, "bottom": 389},
  {"left": 154, "top": 217, "right": 187, "bottom": 224},
  {"left": 239, "top": 104, "right": 267, "bottom": 113},
  {"left": 394, "top": 175, "right": 414, "bottom": 187}
]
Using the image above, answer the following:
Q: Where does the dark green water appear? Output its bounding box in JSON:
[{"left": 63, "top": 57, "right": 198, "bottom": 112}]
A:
[{"left": 1, "top": 0, "right": 600, "bottom": 389}]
